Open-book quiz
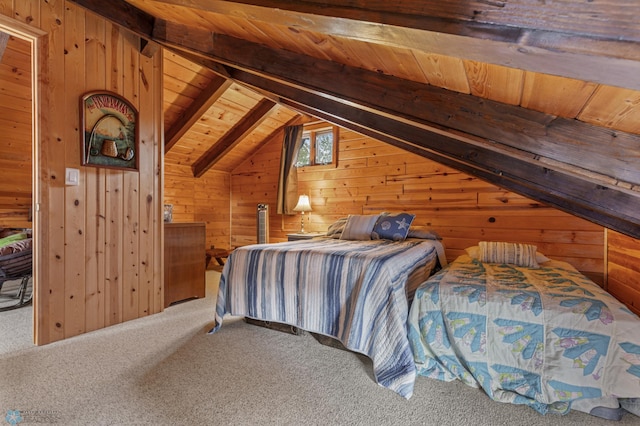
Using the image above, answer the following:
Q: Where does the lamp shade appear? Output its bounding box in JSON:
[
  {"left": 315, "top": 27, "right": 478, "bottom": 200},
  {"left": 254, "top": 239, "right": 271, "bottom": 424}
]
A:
[{"left": 293, "top": 195, "right": 312, "bottom": 212}]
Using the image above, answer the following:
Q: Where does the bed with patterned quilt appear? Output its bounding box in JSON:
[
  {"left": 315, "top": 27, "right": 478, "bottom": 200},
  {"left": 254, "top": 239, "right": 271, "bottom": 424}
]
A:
[
  {"left": 210, "top": 216, "right": 446, "bottom": 399},
  {"left": 407, "top": 242, "right": 640, "bottom": 419}
]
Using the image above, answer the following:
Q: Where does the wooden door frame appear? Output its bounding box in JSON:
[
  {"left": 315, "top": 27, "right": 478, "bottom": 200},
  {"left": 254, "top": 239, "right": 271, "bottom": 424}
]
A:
[{"left": 0, "top": 15, "right": 46, "bottom": 344}]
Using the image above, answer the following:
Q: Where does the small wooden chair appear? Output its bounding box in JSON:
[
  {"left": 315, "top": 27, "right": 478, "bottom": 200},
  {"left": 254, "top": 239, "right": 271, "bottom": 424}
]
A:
[{"left": 0, "top": 248, "right": 33, "bottom": 311}]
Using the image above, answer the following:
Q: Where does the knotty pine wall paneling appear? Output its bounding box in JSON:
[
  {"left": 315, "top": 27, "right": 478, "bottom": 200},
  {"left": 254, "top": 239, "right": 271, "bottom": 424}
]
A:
[
  {"left": 1, "top": 1, "right": 164, "bottom": 345},
  {"left": 0, "top": 31, "right": 32, "bottom": 228},
  {"left": 607, "top": 230, "right": 640, "bottom": 316},
  {"left": 193, "top": 170, "right": 231, "bottom": 250},
  {"left": 63, "top": 2, "right": 86, "bottom": 338},
  {"left": 231, "top": 137, "right": 282, "bottom": 248},
  {"left": 231, "top": 127, "right": 606, "bottom": 284},
  {"left": 163, "top": 162, "right": 232, "bottom": 251},
  {"left": 83, "top": 11, "right": 106, "bottom": 333},
  {"left": 162, "top": 50, "right": 232, "bottom": 251}
]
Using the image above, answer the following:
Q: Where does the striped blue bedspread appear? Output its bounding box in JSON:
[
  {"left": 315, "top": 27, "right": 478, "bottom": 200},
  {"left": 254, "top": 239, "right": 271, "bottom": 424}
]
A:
[
  {"left": 408, "top": 255, "right": 640, "bottom": 414},
  {"left": 211, "top": 237, "right": 445, "bottom": 398}
]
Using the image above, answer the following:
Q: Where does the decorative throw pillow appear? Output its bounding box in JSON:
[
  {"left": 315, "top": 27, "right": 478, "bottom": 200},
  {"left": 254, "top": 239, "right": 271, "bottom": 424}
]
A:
[
  {"left": 478, "top": 241, "right": 539, "bottom": 268},
  {"left": 340, "top": 214, "right": 380, "bottom": 240},
  {"left": 371, "top": 213, "right": 415, "bottom": 241}
]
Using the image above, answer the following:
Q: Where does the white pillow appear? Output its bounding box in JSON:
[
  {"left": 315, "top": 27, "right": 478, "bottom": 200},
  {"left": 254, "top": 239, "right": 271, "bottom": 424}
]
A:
[{"left": 340, "top": 214, "right": 380, "bottom": 240}]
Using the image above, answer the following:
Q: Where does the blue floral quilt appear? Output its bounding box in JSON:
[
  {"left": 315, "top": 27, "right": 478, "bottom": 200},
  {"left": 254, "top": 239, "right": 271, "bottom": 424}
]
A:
[{"left": 408, "top": 255, "right": 640, "bottom": 414}]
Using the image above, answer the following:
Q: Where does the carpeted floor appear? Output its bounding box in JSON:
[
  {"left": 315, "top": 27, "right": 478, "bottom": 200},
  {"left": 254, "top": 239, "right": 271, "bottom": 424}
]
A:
[{"left": 0, "top": 271, "right": 638, "bottom": 425}]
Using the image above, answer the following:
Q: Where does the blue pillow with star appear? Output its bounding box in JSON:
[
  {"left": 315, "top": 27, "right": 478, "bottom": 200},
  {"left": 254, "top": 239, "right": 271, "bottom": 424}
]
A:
[{"left": 371, "top": 213, "right": 415, "bottom": 241}]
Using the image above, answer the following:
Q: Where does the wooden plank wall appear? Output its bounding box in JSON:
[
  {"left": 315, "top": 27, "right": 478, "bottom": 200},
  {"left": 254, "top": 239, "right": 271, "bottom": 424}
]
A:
[
  {"left": 607, "top": 230, "right": 640, "bottom": 316},
  {"left": 164, "top": 162, "right": 231, "bottom": 251},
  {"left": 231, "top": 134, "right": 285, "bottom": 248},
  {"left": 162, "top": 50, "right": 232, "bottom": 252},
  {"left": 231, "top": 126, "right": 606, "bottom": 284},
  {"left": 0, "top": 34, "right": 31, "bottom": 229},
  {"left": 0, "top": 1, "right": 164, "bottom": 345}
]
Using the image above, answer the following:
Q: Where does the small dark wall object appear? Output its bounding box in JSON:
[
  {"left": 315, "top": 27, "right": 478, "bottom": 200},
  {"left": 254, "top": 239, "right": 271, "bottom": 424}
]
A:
[{"left": 81, "top": 91, "right": 139, "bottom": 171}]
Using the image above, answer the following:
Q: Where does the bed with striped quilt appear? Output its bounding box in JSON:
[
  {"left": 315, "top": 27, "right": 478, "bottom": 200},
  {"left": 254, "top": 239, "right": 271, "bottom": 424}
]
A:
[{"left": 210, "top": 237, "right": 446, "bottom": 399}]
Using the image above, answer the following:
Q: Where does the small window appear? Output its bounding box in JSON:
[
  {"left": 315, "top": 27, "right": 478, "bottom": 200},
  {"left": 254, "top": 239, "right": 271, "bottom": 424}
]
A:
[
  {"left": 314, "top": 130, "right": 333, "bottom": 165},
  {"left": 296, "top": 124, "right": 338, "bottom": 168}
]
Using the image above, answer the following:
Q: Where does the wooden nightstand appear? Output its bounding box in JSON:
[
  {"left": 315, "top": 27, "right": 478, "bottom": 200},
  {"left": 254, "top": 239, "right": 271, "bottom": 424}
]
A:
[{"left": 287, "top": 232, "right": 325, "bottom": 241}]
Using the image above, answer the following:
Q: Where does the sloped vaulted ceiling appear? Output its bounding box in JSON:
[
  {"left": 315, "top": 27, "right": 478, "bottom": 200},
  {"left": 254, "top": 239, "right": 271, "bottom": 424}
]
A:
[{"left": 69, "top": 0, "right": 640, "bottom": 239}]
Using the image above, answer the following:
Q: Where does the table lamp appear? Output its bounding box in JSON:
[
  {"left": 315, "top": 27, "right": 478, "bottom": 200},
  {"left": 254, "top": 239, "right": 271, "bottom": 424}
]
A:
[{"left": 292, "top": 194, "right": 312, "bottom": 233}]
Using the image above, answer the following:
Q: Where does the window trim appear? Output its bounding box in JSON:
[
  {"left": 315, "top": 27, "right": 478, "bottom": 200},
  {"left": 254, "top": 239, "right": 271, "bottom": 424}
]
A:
[{"left": 296, "top": 123, "right": 339, "bottom": 169}]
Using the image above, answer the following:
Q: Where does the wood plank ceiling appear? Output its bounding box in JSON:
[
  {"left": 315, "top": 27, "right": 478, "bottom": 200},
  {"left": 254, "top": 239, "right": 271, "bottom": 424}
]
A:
[{"left": 69, "top": 0, "right": 640, "bottom": 238}]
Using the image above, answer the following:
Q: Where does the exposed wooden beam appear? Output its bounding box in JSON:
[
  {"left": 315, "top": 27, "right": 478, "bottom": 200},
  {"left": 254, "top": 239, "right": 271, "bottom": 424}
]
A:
[
  {"left": 154, "top": 0, "right": 640, "bottom": 90},
  {"left": 167, "top": 48, "right": 232, "bottom": 79},
  {"left": 67, "top": 0, "right": 155, "bottom": 38},
  {"left": 155, "top": 24, "right": 640, "bottom": 190},
  {"left": 234, "top": 113, "right": 311, "bottom": 169},
  {"left": 156, "top": 0, "right": 639, "bottom": 41},
  {"left": 140, "top": 39, "right": 160, "bottom": 58},
  {"left": 0, "top": 32, "right": 8, "bottom": 63},
  {"left": 73, "top": 0, "right": 640, "bottom": 89},
  {"left": 191, "top": 98, "right": 277, "bottom": 177},
  {"left": 63, "top": 2, "right": 640, "bottom": 236},
  {"left": 231, "top": 68, "right": 640, "bottom": 239},
  {"left": 164, "top": 75, "right": 232, "bottom": 153}
]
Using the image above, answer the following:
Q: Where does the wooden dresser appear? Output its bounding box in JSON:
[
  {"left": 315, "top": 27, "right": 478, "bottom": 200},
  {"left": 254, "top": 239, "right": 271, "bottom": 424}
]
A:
[{"left": 164, "top": 222, "right": 205, "bottom": 308}]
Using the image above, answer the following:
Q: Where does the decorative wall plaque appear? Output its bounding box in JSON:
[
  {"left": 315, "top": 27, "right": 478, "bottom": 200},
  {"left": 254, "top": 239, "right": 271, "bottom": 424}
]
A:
[{"left": 81, "top": 91, "right": 138, "bottom": 171}]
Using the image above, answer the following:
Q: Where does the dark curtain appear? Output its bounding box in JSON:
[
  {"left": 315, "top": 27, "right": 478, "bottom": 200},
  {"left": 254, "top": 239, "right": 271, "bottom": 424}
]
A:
[{"left": 277, "top": 125, "right": 304, "bottom": 215}]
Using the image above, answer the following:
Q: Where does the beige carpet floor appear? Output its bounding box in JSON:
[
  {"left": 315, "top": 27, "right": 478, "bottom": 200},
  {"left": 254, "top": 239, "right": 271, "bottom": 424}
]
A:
[{"left": 0, "top": 271, "right": 638, "bottom": 425}]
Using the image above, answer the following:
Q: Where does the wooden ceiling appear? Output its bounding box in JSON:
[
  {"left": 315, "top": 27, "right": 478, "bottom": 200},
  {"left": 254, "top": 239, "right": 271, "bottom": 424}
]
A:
[{"left": 69, "top": 0, "right": 640, "bottom": 238}]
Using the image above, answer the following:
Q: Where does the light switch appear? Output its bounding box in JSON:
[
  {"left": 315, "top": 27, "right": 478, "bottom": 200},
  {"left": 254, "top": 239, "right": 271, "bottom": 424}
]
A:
[{"left": 65, "top": 168, "right": 80, "bottom": 186}]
